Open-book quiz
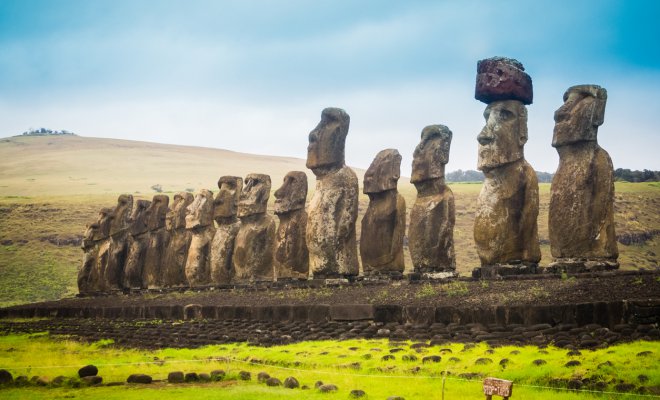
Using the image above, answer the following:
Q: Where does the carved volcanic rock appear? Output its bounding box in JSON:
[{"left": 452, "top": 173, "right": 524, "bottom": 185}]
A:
[
  {"left": 361, "top": 149, "right": 405, "bottom": 275},
  {"left": 123, "top": 199, "right": 151, "bottom": 289},
  {"left": 184, "top": 190, "right": 215, "bottom": 286},
  {"left": 550, "top": 85, "right": 618, "bottom": 269},
  {"left": 143, "top": 195, "right": 170, "bottom": 288},
  {"left": 210, "top": 176, "right": 243, "bottom": 285},
  {"left": 274, "top": 172, "right": 309, "bottom": 280},
  {"left": 306, "top": 108, "right": 359, "bottom": 278},
  {"left": 475, "top": 57, "right": 533, "bottom": 105},
  {"left": 106, "top": 194, "right": 133, "bottom": 290},
  {"left": 161, "top": 192, "right": 193, "bottom": 287},
  {"left": 474, "top": 159, "right": 541, "bottom": 266}
]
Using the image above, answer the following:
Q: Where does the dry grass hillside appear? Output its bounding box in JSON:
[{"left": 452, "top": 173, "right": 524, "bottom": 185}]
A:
[{"left": 0, "top": 135, "right": 658, "bottom": 306}]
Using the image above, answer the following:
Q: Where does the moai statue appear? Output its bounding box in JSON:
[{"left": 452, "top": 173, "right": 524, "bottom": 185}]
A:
[
  {"left": 408, "top": 126, "right": 456, "bottom": 276},
  {"left": 161, "top": 192, "right": 193, "bottom": 287},
  {"left": 143, "top": 194, "right": 170, "bottom": 288},
  {"left": 361, "top": 149, "right": 406, "bottom": 277},
  {"left": 473, "top": 57, "right": 541, "bottom": 278},
  {"left": 184, "top": 189, "right": 215, "bottom": 286},
  {"left": 78, "top": 207, "right": 113, "bottom": 295},
  {"left": 210, "top": 176, "right": 243, "bottom": 285},
  {"left": 274, "top": 171, "right": 309, "bottom": 280},
  {"left": 549, "top": 85, "right": 618, "bottom": 271},
  {"left": 123, "top": 199, "right": 152, "bottom": 289},
  {"left": 305, "top": 107, "right": 359, "bottom": 279},
  {"left": 233, "top": 174, "right": 277, "bottom": 283},
  {"left": 106, "top": 194, "right": 133, "bottom": 290}
]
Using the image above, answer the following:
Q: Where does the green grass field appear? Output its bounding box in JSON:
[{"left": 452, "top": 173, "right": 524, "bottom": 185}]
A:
[{"left": 0, "top": 333, "right": 657, "bottom": 399}]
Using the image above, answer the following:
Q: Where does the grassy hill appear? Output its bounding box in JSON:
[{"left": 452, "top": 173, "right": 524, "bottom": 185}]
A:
[{"left": 0, "top": 135, "right": 658, "bottom": 307}]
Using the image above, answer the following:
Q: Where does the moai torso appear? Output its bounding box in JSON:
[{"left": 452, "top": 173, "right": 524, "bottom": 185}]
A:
[
  {"left": 143, "top": 194, "right": 170, "bottom": 288},
  {"left": 305, "top": 108, "right": 359, "bottom": 278},
  {"left": 360, "top": 149, "right": 405, "bottom": 276},
  {"left": 210, "top": 176, "right": 242, "bottom": 285},
  {"left": 185, "top": 189, "right": 215, "bottom": 286},
  {"left": 408, "top": 126, "right": 455, "bottom": 273},
  {"left": 162, "top": 192, "right": 193, "bottom": 287},
  {"left": 78, "top": 207, "right": 112, "bottom": 295},
  {"left": 233, "top": 174, "right": 276, "bottom": 283},
  {"left": 549, "top": 85, "right": 618, "bottom": 269},
  {"left": 274, "top": 171, "right": 309, "bottom": 280},
  {"left": 123, "top": 199, "right": 152, "bottom": 289},
  {"left": 105, "top": 194, "right": 133, "bottom": 290},
  {"left": 473, "top": 58, "right": 540, "bottom": 276}
]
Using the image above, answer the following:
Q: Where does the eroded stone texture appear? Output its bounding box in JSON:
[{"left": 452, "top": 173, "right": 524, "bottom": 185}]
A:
[
  {"left": 549, "top": 85, "right": 618, "bottom": 271},
  {"left": 143, "top": 194, "right": 170, "bottom": 288},
  {"left": 210, "top": 176, "right": 242, "bottom": 285},
  {"left": 475, "top": 57, "right": 533, "bottom": 105},
  {"left": 162, "top": 192, "right": 193, "bottom": 287},
  {"left": 474, "top": 61, "right": 540, "bottom": 276},
  {"left": 233, "top": 174, "right": 276, "bottom": 283},
  {"left": 274, "top": 171, "right": 309, "bottom": 280},
  {"left": 409, "top": 126, "right": 456, "bottom": 273},
  {"left": 123, "top": 199, "right": 152, "bottom": 289},
  {"left": 361, "top": 149, "right": 406, "bottom": 276},
  {"left": 185, "top": 189, "right": 215, "bottom": 286},
  {"left": 306, "top": 108, "right": 359, "bottom": 278},
  {"left": 106, "top": 194, "right": 133, "bottom": 290},
  {"left": 78, "top": 207, "right": 113, "bottom": 295}
]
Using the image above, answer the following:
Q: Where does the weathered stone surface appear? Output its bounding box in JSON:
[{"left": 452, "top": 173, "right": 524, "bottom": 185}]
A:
[
  {"left": 306, "top": 107, "right": 359, "bottom": 278},
  {"left": 106, "top": 194, "right": 133, "bottom": 290},
  {"left": 127, "top": 374, "right": 152, "bottom": 384},
  {"left": 78, "top": 207, "right": 113, "bottom": 295},
  {"left": 143, "top": 194, "right": 170, "bottom": 288},
  {"left": 0, "top": 369, "right": 13, "bottom": 384},
  {"left": 167, "top": 371, "right": 184, "bottom": 383},
  {"left": 361, "top": 149, "right": 405, "bottom": 275},
  {"left": 210, "top": 176, "right": 242, "bottom": 284},
  {"left": 78, "top": 365, "right": 98, "bottom": 378},
  {"left": 274, "top": 171, "right": 309, "bottom": 280},
  {"left": 475, "top": 57, "right": 533, "bottom": 105},
  {"left": 474, "top": 95, "right": 540, "bottom": 271},
  {"left": 233, "top": 174, "right": 276, "bottom": 283},
  {"left": 123, "top": 199, "right": 151, "bottom": 289},
  {"left": 549, "top": 85, "right": 618, "bottom": 270},
  {"left": 409, "top": 126, "right": 455, "bottom": 272},
  {"left": 185, "top": 189, "right": 215, "bottom": 286},
  {"left": 161, "top": 192, "right": 193, "bottom": 287}
]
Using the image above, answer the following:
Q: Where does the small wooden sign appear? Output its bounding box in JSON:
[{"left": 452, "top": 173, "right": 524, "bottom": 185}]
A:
[{"left": 483, "top": 377, "right": 513, "bottom": 399}]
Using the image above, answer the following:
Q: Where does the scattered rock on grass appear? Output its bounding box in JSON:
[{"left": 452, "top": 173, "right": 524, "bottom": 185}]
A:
[
  {"left": 168, "top": 371, "right": 184, "bottom": 383},
  {"left": 185, "top": 372, "right": 199, "bottom": 382},
  {"left": 127, "top": 374, "right": 152, "bottom": 384},
  {"left": 239, "top": 371, "right": 251, "bottom": 380},
  {"left": 532, "top": 359, "right": 547, "bottom": 366},
  {"left": 82, "top": 376, "right": 103, "bottom": 386},
  {"left": 319, "top": 383, "right": 338, "bottom": 392},
  {"left": 0, "top": 369, "right": 13, "bottom": 384},
  {"left": 266, "top": 377, "right": 282, "bottom": 386},
  {"left": 78, "top": 365, "right": 98, "bottom": 378},
  {"left": 564, "top": 360, "right": 581, "bottom": 367},
  {"left": 283, "top": 376, "right": 299, "bottom": 389},
  {"left": 350, "top": 389, "right": 366, "bottom": 398},
  {"left": 257, "top": 372, "right": 271, "bottom": 383}
]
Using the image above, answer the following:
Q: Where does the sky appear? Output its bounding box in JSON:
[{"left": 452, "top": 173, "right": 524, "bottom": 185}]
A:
[{"left": 0, "top": 0, "right": 658, "bottom": 175}]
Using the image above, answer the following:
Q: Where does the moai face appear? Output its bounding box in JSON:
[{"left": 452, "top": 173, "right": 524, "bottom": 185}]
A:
[
  {"left": 411, "top": 125, "right": 451, "bottom": 183},
  {"left": 306, "top": 107, "right": 350, "bottom": 176},
  {"left": 553, "top": 84, "right": 607, "bottom": 148},
  {"left": 364, "top": 149, "right": 402, "bottom": 193},
  {"left": 213, "top": 176, "right": 243, "bottom": 222},
  {"left": 166, "top": 192, "right": 194, "bottom": 231},
  {"left": 147, "top": 194, "right": 169, "bottom": 231},
  {"left": 274, "top": 171, "right": 308, "bottom": 214},
  {"left": 109, "top": 194, "right": 133, "bottom": 235},
  {"left": 92, "top": 207, "right": 114, "bottom": 241},
  {"left": 477, "top": 100, "right": 528, "bottom": 171},
  {"left": 185, "top": 189, "right": 214, "bottom": 229},
  {"left": 129, "top": 199, "right": 152, "bottom": 235},
  {"left": 238, "top": 174, "right": 271, "bottom": 218}
]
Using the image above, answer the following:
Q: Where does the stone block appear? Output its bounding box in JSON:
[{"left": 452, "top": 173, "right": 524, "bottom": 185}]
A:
[
  {"left": 374, "top": 305, "right": 403, "bottom": 323},
  {"left": 330, "top": 304, "right": 374, "bottom": 321}
]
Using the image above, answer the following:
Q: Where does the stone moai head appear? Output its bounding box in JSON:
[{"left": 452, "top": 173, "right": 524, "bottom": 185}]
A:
[
  {"left": 185, "top": 189, "right": 214, "bottom": 229},
  {"left": 166, "top": 192, "right": 194, "bottom": 231},
  {"left": 129, "top": 199, "right": 152, "bottom": 236},
  {"left": 238, "top": 174, "right": 271, "bottom": 218},
  {"left": 91, "top": 207, "right": 114, "bottom": 241},
  {"left": 364, "top": 149, "right": 402, "bottom": 193},
  {"left": 109, "top": 194, "right": 133, "bottom": 236},
  {"left": 274, "top": 171, "right": 308, "bottom": 214},
  {"left": 213, "top": 176, "right": 243, "bottom": 222},
  {"left": 146, "top": 194, "right": 169, "bottom": 231},
  {"left": 552, "top": 84, "right": 607, "bottom": 148},
  {"left": 306, "top": 107, "right": 350, "bottom": 176},
  {"left": 477, "top": 100, "right": 528, "bottom": 171},
  {"left": 411, "top": 126, "right": 452, "bottom": 183}
]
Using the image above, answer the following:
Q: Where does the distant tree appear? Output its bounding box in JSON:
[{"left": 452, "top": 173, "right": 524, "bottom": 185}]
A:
[{"left": 151, "top": 184, "right": 163, "bottom": 193}]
